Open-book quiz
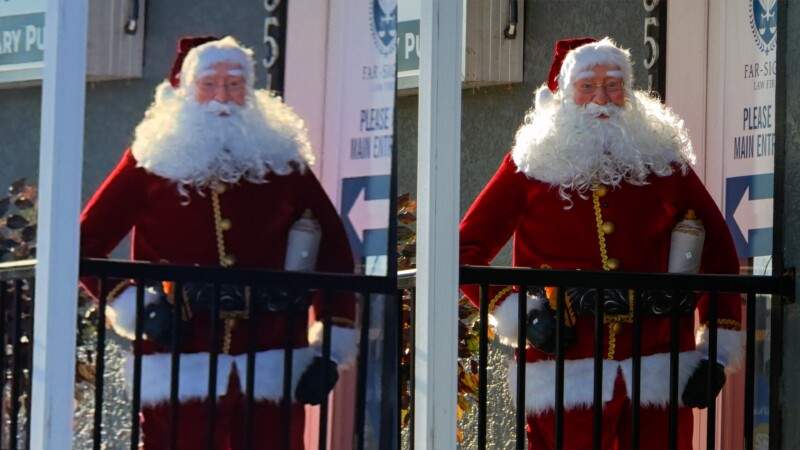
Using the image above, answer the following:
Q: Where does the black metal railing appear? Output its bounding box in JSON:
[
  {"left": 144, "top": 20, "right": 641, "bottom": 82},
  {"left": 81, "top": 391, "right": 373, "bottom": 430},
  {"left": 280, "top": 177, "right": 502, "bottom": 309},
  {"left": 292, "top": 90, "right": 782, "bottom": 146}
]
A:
[
  {"left": 402, "top": 265, "right": 793, "bottom": 450},
  {"left": 0, "top": 260, "right": 35, "bottom": 450},
  {"left": 1, "top": 258, "right": 398, "bottom": 449}
]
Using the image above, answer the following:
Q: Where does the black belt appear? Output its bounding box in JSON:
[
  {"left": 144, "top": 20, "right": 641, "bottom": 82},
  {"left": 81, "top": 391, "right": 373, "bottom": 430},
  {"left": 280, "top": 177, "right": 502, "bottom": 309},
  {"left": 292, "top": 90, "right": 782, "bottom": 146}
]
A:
[
  {"left": 180, "top": 283, "right": 310, "bottom": 314},
  {"left": 530, "top": 287, "right": 697, "bottom": 317}
]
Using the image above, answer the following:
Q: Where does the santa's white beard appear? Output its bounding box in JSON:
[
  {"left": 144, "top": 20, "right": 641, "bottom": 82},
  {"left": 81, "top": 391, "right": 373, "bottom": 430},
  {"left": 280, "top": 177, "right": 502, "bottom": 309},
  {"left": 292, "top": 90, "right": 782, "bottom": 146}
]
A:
[
  {"left": 131, "top": 89, "right": 313, "bottom": 197},
  {"left": 512, "top": 90, "right": 695, "bottom": 204}
]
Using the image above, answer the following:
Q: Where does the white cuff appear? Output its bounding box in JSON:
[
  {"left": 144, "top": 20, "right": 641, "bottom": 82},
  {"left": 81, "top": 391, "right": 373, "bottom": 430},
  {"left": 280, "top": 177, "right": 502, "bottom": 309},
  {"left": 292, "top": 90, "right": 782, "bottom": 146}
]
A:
[
  {"left": 308, "top": 322, "right": 359, "bottom": 368},
  {"left": 695, "top": 327, "right": 743, "bottom": 370},
  {"left": 106, "top": 285, "right": 160, "bottom": 340},
  {"left": 491, "top": 292, "right": 548, "bottom": 347}
]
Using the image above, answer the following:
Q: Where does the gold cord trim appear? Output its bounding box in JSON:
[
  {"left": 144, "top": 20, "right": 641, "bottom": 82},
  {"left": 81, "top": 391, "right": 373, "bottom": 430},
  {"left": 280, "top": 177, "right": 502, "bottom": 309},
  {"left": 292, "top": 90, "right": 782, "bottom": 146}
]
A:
[
  {"left": 211, "top": 189, "right": 229, "bottom": 267},
  {"left": 702, "top": 318, "right": 741, "bottom": 330},
  {"left": 331, "top": 316, "right": 357, "bottom": 328},
  {"left": 488, "top": 286, "right": 513, "bottom": 313},
  {"left": 105, "top": 280, "right": 131, "bottom": 304},
  {"left": 592, "top": 188, "right": 610, "bottom": 271}
]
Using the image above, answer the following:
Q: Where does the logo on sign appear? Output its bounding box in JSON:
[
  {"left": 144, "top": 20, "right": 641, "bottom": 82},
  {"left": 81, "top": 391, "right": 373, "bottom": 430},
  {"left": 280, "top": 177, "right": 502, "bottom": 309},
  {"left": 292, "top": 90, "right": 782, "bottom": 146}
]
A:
[
  {"left": 749, "top": 0, "right": 777, "bottom": 55},
  {"left": 369, "top": 0, "right": 397, "bottom": 56}
]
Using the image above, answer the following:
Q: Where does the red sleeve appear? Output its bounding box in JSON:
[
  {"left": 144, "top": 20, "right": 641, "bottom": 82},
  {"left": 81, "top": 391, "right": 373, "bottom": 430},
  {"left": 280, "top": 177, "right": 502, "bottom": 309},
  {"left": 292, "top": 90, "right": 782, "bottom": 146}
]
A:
[
  {"left": 680, "top": 168, "right": 742, "bottom": 329},
  {"left": 459, "top": 154, "right": 528, "bottom": 308},
  {"left": 79, "top": 149, "right": 148, "bottom": 299},
  {"left": 298, "top": 169, "right": 357, "bottom": 326}
]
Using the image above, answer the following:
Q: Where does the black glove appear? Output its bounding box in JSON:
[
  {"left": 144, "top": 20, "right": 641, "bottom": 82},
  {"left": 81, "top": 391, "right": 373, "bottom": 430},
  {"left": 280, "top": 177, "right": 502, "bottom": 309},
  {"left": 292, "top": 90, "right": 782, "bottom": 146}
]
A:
[
  {"left": 682, "top": 359, "right": 726, "bottom": 409},
  {"left": 142, "top": 301, "right": 181, "bottom": 348},
  {"left": 295, "top": 357, "right": 339, "bottom": 405},
  {"left": 525, "top": 305, "right": 575, "bottom": 354}
]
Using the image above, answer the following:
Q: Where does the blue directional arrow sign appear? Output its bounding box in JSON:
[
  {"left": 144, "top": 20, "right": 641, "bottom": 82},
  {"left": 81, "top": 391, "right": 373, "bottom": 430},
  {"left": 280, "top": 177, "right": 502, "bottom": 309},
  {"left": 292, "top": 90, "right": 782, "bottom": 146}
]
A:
[
  {"left": 724, "top": 173, "right": 773, "bottom": 258},
  {"left": 341, "top": 175, "right": 391, "bottom": 259}
]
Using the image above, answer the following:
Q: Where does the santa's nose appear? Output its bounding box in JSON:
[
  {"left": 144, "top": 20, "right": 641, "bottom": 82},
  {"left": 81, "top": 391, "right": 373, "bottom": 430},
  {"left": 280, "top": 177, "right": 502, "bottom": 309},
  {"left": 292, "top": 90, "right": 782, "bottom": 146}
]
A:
[
  {"left": 591, "top": 88, "right": 609, "bottom": 105},
  {"left": 214, "top": 88, "right": 230, "bottom": 103}
]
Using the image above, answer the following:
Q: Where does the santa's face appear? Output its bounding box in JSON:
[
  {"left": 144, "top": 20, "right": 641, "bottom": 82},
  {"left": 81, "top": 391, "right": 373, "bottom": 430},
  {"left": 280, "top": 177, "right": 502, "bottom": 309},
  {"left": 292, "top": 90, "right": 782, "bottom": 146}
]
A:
[
  {"left": 571, "top": 63, "right": 625, "bottom": 112},
  {"left": 194, "top": 61, "right": 247, "bottom": 108}
]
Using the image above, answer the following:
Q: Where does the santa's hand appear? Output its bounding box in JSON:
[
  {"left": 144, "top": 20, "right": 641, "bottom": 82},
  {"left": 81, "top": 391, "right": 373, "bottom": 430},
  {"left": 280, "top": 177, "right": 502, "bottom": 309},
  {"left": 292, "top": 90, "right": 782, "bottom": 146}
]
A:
[
  {"left": 294, "top": 357, "right": 339, "bottom": 405},
  {"left": 106, "top": 285, "right": 161, "bottom": 340},
  {"left": 682, "top": 359, "right": 726, "bottom": 409},
  {"left": 525, "top": 305, "right": 575, "bottom": 354},
  {"left": 142, "top": 301, "right": 179, "bottom": 347}
]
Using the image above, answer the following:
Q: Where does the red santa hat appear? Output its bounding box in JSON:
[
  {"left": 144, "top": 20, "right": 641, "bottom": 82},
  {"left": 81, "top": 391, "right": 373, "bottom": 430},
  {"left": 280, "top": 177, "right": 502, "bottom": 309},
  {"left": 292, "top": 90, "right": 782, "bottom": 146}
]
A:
[
  {"left": 535, "top": 37, "right": 633, "bottom": 109},
  {"left": 157, "top": 35, "right": 256, "bottom": 103}
]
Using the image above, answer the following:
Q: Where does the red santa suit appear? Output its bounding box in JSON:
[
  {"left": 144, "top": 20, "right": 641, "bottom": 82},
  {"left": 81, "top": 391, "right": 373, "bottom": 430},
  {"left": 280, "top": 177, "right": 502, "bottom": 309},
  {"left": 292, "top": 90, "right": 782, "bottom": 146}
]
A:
[
  {"left": 80, "top": 36, "right": 357, "bottom": 449},
  {"left": 459, "top": 38, "right": 742, "bottom": 450}
]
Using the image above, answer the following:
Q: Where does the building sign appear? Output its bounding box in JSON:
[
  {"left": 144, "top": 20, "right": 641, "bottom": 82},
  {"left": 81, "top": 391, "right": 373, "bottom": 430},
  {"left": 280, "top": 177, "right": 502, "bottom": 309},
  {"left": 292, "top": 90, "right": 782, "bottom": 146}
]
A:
[
  {"left": 335, "top": 0, "right": 396, "bottom": 275},
  {"left": 0, "top": 0, "right": 45, "bottom": 84},
  {"left": 722, "top": 0, "right": 777, "bottom": 258}
]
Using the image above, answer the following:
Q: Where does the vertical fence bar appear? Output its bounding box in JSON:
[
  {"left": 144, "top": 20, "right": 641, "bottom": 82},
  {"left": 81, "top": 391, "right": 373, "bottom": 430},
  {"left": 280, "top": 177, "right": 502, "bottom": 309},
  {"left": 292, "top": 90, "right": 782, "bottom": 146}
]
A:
[
  {"left": 10, "top": 280, "right": 23, "bottom": 449},
  {"left": 243, "top": 286, "right": 256, "bottom": 450},
  {"left": 409, "top": 287, "right": 416, "bottom": 450},
  {"left": 355, "top": 291, "right": 371, "bottom": 450},
  {"left": 23, "top": 278, "right": 33, "bottom": 450},
  {"left": 478, "top": 284, "right": 489, "bottom": 450},
  {"left": 630, "top": 290, "right": 642, "bottom": 449},
  {"left": 93, "top": 278, "right": 109, "bottom": 450},
  {"left": 744, "top": 292, "right": 757, "bottom": 450},
  {"left": 516, "top": 283, "right": 528, "bottom": 450},
  {"left": 554, "top": 287, "right": 566, "bottom": 449},
  {"left": 318, "top": 291, "right": 333, "bottom": 450},
  {"left": 206, "top": 284, "right": 221, "bottom": 450},
  {"left": 667, "top": 291, "right": 680, "bottom": 450},
  {"left": 706, "top": 291, "right": 719, "bottom": 450},
  {"left": 281, "top": 300, "right": 295, "bottom": 450},
  {"left": 169, "top": 280, "right": 184, "bottom": 450},
  {"left": 0, "top": 280, "right": 7, "bottom": 448},
  {"left": 592, "top": 288, "right": 603, "bottom": 449},
  {"left": 131, "top": 282, "right": 145, "bottom": 450}
]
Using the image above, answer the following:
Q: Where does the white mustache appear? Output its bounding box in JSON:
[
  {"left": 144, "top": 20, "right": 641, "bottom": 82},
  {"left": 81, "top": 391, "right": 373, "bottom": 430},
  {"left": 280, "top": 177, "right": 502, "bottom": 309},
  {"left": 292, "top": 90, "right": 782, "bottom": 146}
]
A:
[
  {"left": 201, "top": 100, "right": 240, "bottom": 116},
  {"left": 582, "top": 103, "right": 622, "bottom": 118}
]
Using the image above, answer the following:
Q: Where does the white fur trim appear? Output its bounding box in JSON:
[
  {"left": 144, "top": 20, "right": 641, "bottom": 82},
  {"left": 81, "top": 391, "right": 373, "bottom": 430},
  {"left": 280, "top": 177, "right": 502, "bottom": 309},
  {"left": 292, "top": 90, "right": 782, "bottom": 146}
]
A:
[
  {"left": 125, "top": 347, "right": 317, "bottom": 406},
  {"left": 180, "top": 36, "right": 255, "bottom": 92},
  {"left": 534, "top": 84, "right": 554, "bottom": 110},
  {"left": 508, "top": 351, "right": 703, "bottom": 414},
  {"left": 308, "top": 323, "right": 359, "bottom": 368},
  {"left": 696, "top": 327, "right": 743, "bottom": 370},
  {"left": 491, "top": 292, "right": 548, "bottom": 347},
  {"left": 154, "top": 80, "right": 174, "bottom": 104},
  {"left": 106, "top": 285, "right": 160, "bottom": 340}
]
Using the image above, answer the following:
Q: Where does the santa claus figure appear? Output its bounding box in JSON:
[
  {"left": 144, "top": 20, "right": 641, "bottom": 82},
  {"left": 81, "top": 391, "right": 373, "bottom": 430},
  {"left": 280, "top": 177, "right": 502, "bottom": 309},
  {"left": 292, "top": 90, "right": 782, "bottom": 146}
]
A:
[
  {"left": 459, "top": 37, "right": 742, "bottom": 449},
  {"left": 80, "top": 36, "right": 357, "bottom": 449}
]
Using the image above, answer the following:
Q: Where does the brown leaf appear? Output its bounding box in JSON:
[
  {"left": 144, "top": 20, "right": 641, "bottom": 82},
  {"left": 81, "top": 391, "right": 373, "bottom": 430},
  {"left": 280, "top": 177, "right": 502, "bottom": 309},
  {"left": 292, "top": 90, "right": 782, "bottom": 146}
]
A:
[
  {"left": 397, "top": 193, "right": 411, "bottom": 209},
  {"left": 14, "top": 196, "right": 35, "bottom": 210},
  {"left": 397, "top": 226, "right": 415, "bottom": 242},
  {"left": 5, "top": 214, "right": 29, "bottom": 229},
  {"left": 398, "top": 211, "right": 417, "bottom": 225},
  {"left": 404, "top": 199, "right": 417, "bottom": 214},
  {"left": 9, "top": 178, "right": 26, "bottom": 195},
  {"left": 456, "top": 425, "right": 464, "bottom": 443}
]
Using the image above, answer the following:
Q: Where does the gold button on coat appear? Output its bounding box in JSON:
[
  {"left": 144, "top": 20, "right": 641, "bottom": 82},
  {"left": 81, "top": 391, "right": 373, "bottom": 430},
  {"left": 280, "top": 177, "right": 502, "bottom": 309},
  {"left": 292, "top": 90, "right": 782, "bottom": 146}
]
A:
[
  {"left": 607, "top": 258, "right": 620, "bottom": 270},
  {"left": 212, "top": 182, "right": 226, "bottom": 194},
  {"left": 220, "top": 218, "right": 232, "bottom": 231},
  {"left": 595, "top": 185, "right": 609, "bottom": 197},
  {"left": 601, "top": 221, "right": 615, "bottom": 234},
  {"left": 221, "top": 255, "right": 236, "bottom": 267}
]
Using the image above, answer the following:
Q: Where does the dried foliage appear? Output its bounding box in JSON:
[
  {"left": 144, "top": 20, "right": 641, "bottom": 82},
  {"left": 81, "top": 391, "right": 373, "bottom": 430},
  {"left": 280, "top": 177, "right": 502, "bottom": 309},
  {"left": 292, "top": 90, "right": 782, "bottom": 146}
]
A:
[{"left": 397, "top": 193, "right": 493, "bottom": 442}]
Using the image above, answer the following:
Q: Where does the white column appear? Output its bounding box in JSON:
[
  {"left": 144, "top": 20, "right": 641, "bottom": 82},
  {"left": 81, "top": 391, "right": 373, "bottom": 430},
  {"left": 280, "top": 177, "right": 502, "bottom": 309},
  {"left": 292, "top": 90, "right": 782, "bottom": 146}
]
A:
[
  {"left": 31, "top": 0, "right": 88, "bottom": 448},
  {"left": 415, "top": 1, "right": 462, "bottom": 449}
]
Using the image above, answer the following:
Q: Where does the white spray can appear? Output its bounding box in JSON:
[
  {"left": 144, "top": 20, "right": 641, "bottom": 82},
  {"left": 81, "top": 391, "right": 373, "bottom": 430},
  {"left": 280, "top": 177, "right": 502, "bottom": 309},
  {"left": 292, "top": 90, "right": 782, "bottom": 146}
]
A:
[
  {"left": 284, "top": 209, "right": 322, "bottom": 272},
  {"left": 667, "top": 209, "right": 705, "bottom": 273}
]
